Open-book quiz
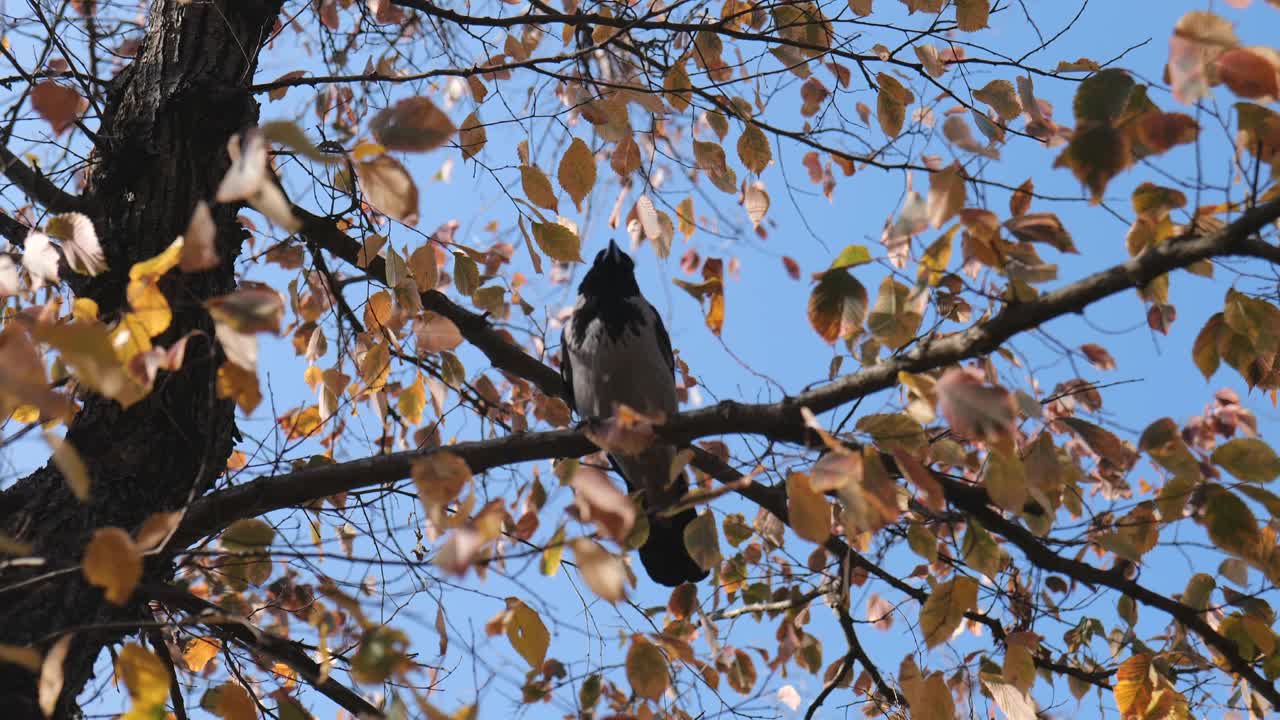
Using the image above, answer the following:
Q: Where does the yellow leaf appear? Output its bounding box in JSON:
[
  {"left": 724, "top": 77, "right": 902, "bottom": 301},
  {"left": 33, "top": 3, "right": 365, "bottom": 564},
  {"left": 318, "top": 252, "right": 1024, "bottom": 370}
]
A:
[
  {"left": 919, "top": 575, "right": 978, "bottom": 647},
  {"left": 505, "top": 599, "right": 550, "bottom": 668},
  {"left": 126, "top": 279, "right": 172, "bottom": 339},
  {"left": 1113, "top": 653, "right": 1153, "bottom": 716},
  {"left": 352, "top": 141, "right": 386, "bottom": 161},
  {"left": 72, "top": 298, "right": 98, "bottom": 322},
  {"left": 82, "top": 527, "right": 142, "bottom": 605},
  {"left": 116, "top": 643, "right": 170, "bottom": 709},
  {"left": 520, "top": 164, "right": 558, "bottom": 212},
  {"left": 541, "top": 526, "right": 566, "bottom": 576},
  {"left": 10, "top": 405, "right": 39, "bottom": 424},
  {"left": 183, "top": 637, "right": 221, "bottom": 672},
  {"left": 213, "top": 681, "right": 258, "bottom": 720},
  {"left": 217, "top": 362, "right": 262, "bottom": 414},
  {"left": 626, "top": 637, "right": 670, "bottom": 700},
  {"left": 787, "top": 472, "right": 831, "bottom": 543},
  {"left": 364, "top": 290, "right": 393, "bottom": 331},
  {"left": 557, "top": 137, "right": 596, "bottom": 212},
  {"left": 129, "top": 237, "right": 184, "bottom": 282},
  {"left": 530, "top": 221, "right": 582, "bottom": 263},
  {"left": 398, "top": 373, "right": 427, "bottom": 425}
]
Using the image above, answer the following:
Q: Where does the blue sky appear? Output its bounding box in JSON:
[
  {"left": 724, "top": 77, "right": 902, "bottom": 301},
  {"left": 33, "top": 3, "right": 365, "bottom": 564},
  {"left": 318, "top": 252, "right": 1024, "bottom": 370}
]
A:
[{"left": 4, "top": 0, "right": 1280, "bottom": 718}]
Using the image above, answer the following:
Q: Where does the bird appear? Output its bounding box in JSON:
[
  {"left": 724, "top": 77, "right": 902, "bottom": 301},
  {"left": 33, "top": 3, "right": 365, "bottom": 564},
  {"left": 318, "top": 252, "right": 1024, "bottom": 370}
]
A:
[{"left": 560, "top": 239, "right": 709, "bottom": 587}]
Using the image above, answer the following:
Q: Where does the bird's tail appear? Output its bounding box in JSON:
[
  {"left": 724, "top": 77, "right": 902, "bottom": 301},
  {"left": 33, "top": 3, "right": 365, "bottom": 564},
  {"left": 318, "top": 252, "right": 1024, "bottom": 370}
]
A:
[{"left": 638, "top": 507, "right": 710, "bottom": 587}]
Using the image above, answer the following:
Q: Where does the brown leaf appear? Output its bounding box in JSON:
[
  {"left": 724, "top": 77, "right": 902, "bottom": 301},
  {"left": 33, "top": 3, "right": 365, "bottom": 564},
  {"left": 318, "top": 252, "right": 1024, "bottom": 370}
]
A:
[
  {"left": 357, "top": 155, "right": 420, "bottom": 225},
  {"left": 458, "top": 111, "right": 487, "bottom": 161},
  {"left": 737, "top": 124, "right": 772, "bottom": 174},
  {"left": 558, "top": 137, "right": 597, "bottom": 211},
  {"left": 626, "top": 638, "right": 670, "bottom": 700},
  {"left": 30, "top": 81, "right": 85, "bottom": 135},
  {"left": 1217, "top": 48, "right": 1280, "bottom": 100},
  {"left": 370, "top": 96, "right": 456, "bottom": 152},
  {"left": 936, "top": 367, "right": 1017, "bottom": 446},
  {"left": 1080, "top": 343, "right": 1117, "bottom": 370},
  {"left": 180, "top": 201, "right": 219, "bottom": 272},
  {"left": 38, "top": 634, "right": 74, "bottom": 718},
  {"left": 569, "top": 465, "right": 637, "bottom": 542}
]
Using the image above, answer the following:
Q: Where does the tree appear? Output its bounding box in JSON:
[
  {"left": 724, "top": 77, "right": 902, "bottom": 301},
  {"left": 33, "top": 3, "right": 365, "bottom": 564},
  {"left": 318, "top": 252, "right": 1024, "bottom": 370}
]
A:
[{"left": 0, "top": 0, "right": 1279, "bottom": 717}]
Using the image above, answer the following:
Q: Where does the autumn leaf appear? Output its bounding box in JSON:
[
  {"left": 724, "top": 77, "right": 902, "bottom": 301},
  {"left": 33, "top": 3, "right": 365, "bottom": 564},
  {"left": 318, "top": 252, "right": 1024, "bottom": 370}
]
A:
[
  {"left": 530, "top": 221, "right": 581, "bottom": 263},
  {"left": 357, "top": 155, "right": 420, "bottom": 225},
  {"left": 504, "top": 599, "right": 549, "bottom": 668},
  {"left": 571, "top": 538, "right": 626, "bottom": 602},
  {"left": 458, "top": 111, "right": 487, "bottom": 160},
  {"left": 626, "top": 637, "right": 670, "bottom": 700},
  {"left": 1212, "top": 438, "right": 1280, "bottom": 483},
  {"left": 183, "top": 637, "right": 222, "bottom": 672},
  {"left": 370, "top": 96, "right": 456, "bottom": 152},
  {"left": 30, "top": 81, "right": 85, "bottom": 135},
  {"left": 520, "top": 165, "right": 559, "bottom": 212},
  {"left": 115, "top": 644, "right": 170, "bottom": 715},
  {"left": 807, "top": 269, "right": 867, "bottom": 343},
  {"left": 737, "top": 124, "right": 771, "bottom": 174},
  {"left": 876, "top": 72, "right": 914, "bottom": 137},
  {"left": 919, "top": 575, "right": 978, "bottom": 647},
  {"left": 82, "top": 527, "right": 142, "bottom": 605},
  {"left": 786, "top": 472, "right": 831, "bottom": 543},
  {"left": 569, "top": 464, "right": 636, "bottom": 542},
  {"left": 682, "top": 511, "right": 721, "bottom": 571},
  {"left": 558, "top": 137, "right": 596, "bottom": 211}
]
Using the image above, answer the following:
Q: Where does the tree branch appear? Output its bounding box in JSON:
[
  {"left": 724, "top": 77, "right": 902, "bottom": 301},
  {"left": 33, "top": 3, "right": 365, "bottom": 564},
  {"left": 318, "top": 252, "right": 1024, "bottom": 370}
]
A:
[
  {"left": 0, "top": 145, "right": 85, "bottom": 213},
  {"left": 935, "top": 472, "right": 1280, "bottom": 707},
  {"left": 146, "top": 584, "right": 384, "bottom": 719}
]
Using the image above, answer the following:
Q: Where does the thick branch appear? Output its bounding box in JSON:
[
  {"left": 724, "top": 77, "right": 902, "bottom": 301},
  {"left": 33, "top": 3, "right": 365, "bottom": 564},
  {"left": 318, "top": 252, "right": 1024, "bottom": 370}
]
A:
[{"left": 0, "top": 145, "right": 84, "bottom": 213}]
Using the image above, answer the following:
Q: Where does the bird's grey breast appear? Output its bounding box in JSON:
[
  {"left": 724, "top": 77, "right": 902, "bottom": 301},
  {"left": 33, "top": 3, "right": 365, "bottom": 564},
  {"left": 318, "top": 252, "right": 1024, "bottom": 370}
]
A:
[{"left": 566, "top": 297, "right": 677, "bottom": 420}]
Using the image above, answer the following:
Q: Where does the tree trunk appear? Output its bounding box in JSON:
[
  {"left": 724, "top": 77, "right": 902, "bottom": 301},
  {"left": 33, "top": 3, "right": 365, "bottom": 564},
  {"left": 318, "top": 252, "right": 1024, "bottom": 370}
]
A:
[{"left": 0, "top": 2, "right": 281, "bottom": 717}]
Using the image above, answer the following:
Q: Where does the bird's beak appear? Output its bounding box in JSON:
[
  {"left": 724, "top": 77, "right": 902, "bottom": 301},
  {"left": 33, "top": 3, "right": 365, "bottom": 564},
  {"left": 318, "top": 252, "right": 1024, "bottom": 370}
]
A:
[{"left": 605, "top": 239, "right": 624, "bottom": 264}]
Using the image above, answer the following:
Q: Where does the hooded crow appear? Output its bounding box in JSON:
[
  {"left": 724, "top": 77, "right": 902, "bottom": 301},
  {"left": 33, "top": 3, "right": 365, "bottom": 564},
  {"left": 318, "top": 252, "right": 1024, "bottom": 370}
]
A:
[{"left": 560, "top": 239, "right": 709, "bottom": 587}]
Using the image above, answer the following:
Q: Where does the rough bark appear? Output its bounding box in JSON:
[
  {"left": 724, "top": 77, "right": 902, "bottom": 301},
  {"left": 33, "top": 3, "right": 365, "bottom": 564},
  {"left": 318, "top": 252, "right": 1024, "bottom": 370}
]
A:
[{"left": 0, "top": 2, "right": 281, "bottom": 717}]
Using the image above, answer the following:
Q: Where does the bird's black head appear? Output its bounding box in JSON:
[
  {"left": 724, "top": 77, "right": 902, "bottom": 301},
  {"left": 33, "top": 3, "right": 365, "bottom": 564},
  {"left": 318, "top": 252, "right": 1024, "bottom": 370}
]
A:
[{"left": 578, "top": 239, "right": 640, "bottom": 299}]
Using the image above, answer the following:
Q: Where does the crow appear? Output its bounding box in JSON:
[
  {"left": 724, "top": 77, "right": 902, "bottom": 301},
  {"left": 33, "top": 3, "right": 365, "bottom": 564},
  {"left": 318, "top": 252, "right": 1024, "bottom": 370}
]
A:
[{"left": 560, "top": 239, "right": 709, "bottom": 587}]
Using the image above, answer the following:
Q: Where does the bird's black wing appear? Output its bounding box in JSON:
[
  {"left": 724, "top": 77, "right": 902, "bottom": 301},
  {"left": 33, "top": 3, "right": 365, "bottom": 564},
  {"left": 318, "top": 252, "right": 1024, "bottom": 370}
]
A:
[
  {"left": 559, "top": 325, "right": 576, "bottom": 412},
  {"left": 648, "top": 302, "right": 675, "bottom": 376}
]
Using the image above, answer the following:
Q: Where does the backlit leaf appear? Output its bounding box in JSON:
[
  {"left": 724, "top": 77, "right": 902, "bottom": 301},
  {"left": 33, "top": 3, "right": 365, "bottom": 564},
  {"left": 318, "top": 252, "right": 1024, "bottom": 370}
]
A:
[
  {"left": 82, "top": 527, "right": 142, "bottom": 605},
  {"left": 919, "top": 575, "right": 977, "bottom": 647},
  {"left": 505, "top": 599, "right": 549, "bottom": 668},
  {"left": 558, "top": 138, "right": 597, "bottom": 211}
]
